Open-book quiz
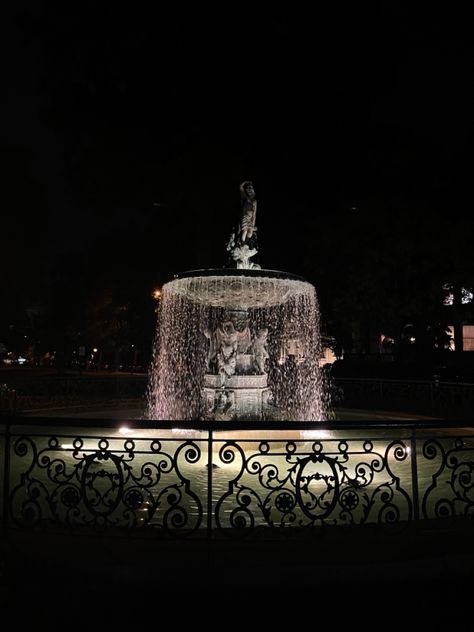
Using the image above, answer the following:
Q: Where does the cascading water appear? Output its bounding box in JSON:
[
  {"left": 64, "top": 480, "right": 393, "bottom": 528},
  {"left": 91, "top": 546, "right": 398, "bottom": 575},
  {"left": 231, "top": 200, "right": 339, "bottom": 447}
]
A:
[{"left": 146, "top": 183, "right": 329, "bottom": 421}]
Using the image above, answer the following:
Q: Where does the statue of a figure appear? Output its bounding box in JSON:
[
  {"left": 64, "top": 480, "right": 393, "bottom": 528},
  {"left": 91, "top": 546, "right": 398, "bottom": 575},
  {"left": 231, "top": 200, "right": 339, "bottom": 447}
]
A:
[
  {"left": 205, "top": 320, "right": 252, "bottom": 374},
  {"left": 251, "top": 328, "right": 269, "bottom": 374},
  {"left": 238, "top": 181, "right": 257, "bottom": 245},
  {"left": 203, "top": 326, "right": 218, "bottom": 371},
  {"left": 226, "top": 181, "right": 260, "bottom": 269},
  {"left": 216, "top": 320, "right": 239, "bottom": 384}
]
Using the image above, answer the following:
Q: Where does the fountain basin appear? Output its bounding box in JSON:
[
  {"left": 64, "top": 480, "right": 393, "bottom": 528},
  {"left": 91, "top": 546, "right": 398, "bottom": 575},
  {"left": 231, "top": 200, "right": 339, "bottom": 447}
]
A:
[{"left": 169, "top": 268, "right": 313, "bottom": 308}]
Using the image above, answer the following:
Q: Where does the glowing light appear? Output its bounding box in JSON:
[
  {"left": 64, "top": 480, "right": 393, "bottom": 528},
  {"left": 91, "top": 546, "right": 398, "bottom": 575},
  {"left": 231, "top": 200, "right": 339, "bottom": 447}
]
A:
[
  {"left": 118, "top": 426, "right": 131, "bottom": 435},
  {"left": 302, "top": 430, "right": 333, "bottom": 439},
  {"left": 152, "top": 288, "right": 162, "bottom": 300},
  {"left": 409, "top": 337, "right": 416, "bottom": 343},
  {"left": 462, "top": 287, "right": 474, "bottom": 304},
  {"left": 462, "top": 325, "right": 474, "bottom": 351},
  {"left": 447, "top": 326, "right": 455, "bottom": 351},
  {"left": 92, "top": 348, "right": 98, "bottom": 353}
]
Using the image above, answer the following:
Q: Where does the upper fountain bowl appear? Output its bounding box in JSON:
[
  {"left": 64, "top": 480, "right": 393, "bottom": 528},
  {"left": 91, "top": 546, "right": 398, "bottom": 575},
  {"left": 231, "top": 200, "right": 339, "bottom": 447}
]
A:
[{"left": 167, "top": 268, "right": 314, "bottom": 308}]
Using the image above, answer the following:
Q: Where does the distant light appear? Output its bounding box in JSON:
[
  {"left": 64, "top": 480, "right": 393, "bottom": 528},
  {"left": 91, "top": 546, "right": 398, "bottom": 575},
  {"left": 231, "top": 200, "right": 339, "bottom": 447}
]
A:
[
  {"left": 152, "top": 288, "right": 162, "bottom": 300},
  {"left": 462, "top": 287, "right": 474, "bottom": 304},
  {"left": 92, "top": 348, "right": 98, "bottom": 353},
  {"left": 409, "top": 337, "right": 416, "bottom": 343},
  {"left": 17, "top": 356, "right": 27, "bottom": 364},
  {"left": 119, "top": 426, "right": 131, "bottom": 435}
]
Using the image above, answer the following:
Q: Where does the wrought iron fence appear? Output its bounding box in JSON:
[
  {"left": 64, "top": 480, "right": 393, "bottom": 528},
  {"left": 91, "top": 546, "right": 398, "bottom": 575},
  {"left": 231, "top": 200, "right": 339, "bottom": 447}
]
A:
[
  {"left": 0, "top": 385, "right": 16, "bottom": 416},
  {"left": 8, "top": 375, "right": 147, "bottom": 413},
  {"left": 335, "top": 377, "right": 474, "bottom": 418},
  {"left": 0, "top": 418, "right": 472, "bottom": 539},
  {"left": 7, "top": 374, "right": 474, "bottom": 418}
]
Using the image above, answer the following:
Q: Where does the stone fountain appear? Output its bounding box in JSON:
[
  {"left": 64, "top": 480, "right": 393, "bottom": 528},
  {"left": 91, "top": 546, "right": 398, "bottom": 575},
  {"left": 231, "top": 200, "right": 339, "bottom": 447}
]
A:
[{"left": 147, "top": 181, "right": 328, "bottom": 421}]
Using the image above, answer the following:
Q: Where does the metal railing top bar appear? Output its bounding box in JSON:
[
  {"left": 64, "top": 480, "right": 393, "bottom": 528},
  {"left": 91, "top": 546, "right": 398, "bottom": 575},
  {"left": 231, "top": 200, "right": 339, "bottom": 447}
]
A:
[
  {"left": 335, "top": 376, "right": 474, "bottom": 388},
  {"left": 0, "top": 416, "right": 473, "bottom": 431}
]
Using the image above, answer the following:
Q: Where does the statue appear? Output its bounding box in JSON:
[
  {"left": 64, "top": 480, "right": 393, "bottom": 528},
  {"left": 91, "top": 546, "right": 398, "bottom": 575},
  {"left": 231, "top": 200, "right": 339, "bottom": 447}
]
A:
[
  {"left": 205, "top": 319, "right": 252, "bottom": 375},
  {"left": 238, "top": 181, "right": 257, "bottom": 245},
  {"left": 203, "top": 325, "right": 218, "bottom": 371},
  {"left": 251, "top": 328, "right": 269, "bottom": 375},
  {"left": 226, "top": 181, "right": 260, "bottom": 270},
  {"left": 216, "top": 320, "right": 239, "bottom": 385}
]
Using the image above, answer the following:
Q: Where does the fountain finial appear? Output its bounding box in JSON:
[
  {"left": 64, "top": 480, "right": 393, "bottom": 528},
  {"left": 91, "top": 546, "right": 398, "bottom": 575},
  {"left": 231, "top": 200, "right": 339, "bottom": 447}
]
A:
[{"left": 226, "top": 181, "right": 261, "bottom": 269}]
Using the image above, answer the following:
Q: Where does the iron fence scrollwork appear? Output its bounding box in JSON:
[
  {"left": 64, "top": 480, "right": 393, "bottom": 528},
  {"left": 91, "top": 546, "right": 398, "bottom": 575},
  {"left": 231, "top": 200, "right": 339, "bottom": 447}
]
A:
[
  {"left": 8, "top": 433, "right": 205, "bottom": 536},
  {"left": 0, "top": 419, "right": 473, "bottom": 539},
  {"left": 214, "top": 438, "right": 413, "bottom": 535}
]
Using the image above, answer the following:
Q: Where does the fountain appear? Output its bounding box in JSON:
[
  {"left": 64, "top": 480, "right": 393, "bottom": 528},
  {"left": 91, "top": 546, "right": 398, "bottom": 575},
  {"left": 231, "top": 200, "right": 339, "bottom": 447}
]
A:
[{"left": 147, "top": 181, "right": 328, "bottom": 421}]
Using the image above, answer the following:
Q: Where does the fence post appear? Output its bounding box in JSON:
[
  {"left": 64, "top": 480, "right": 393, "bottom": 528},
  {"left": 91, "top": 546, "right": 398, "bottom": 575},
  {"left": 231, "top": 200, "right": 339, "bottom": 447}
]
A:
[
  {"left": 2, "top": 421, "right": 11, "bottom": 537},
  {"left": 206, "top": 427, "right": 213, "bottom": 573},
  {"left": 410, "top": 428, "right": 420, "bottom": 521},
  {"left": 207, "top": 428, "right": 213, "bottom": 537}
]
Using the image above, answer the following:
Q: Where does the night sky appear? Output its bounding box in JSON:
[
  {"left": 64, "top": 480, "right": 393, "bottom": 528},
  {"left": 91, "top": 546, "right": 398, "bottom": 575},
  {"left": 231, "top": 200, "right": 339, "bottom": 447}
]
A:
[{"left": 3, "top": 3, "right": 474, "bottom": 343}]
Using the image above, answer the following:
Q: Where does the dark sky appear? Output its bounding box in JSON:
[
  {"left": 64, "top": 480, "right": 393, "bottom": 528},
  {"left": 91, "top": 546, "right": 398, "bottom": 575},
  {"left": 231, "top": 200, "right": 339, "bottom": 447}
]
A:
[{"left": 3, "top": 3, "right": 474, "bottom": 317}]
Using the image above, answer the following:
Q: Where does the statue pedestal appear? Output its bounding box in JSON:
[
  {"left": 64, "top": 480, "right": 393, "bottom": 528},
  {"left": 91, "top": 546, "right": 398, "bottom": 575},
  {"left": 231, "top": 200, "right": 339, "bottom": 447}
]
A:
[{"left": 202, "top": 373, "right": 272, "bottom": 420}]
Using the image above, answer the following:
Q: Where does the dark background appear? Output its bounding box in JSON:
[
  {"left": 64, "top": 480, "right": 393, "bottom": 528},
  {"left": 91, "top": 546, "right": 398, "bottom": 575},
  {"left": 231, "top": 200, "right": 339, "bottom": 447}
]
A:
[{"left": 2, "top": 3, "right": 474, "bottom": 368}]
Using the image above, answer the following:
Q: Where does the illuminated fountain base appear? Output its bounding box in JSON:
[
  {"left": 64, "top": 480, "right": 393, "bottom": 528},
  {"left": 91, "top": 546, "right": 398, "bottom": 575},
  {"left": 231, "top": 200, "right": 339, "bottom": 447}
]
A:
[{"left": 147, "top": 269, "right": 328, "bottom": 421}]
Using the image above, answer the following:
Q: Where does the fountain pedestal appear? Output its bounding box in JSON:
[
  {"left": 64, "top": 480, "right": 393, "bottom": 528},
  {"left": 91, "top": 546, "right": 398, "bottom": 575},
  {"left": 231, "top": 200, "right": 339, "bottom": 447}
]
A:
[{"left": 202, "top": 373, "right": 272, "bottom": 421}]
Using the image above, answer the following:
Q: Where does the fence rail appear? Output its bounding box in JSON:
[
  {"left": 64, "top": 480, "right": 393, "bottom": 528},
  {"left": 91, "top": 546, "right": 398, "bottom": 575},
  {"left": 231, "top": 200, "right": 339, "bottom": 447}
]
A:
[
  {"left": 1, "top": 375, "right": 147, "bottom": 414},
  {"left": 334, "top": 377, "right": 474, "bottom": 418},
  {"left": 4, "top": 374, "right": 474, "bottom": 418},
  {"left": 1, "top": 417, "right": 472, "bottom": 539}
]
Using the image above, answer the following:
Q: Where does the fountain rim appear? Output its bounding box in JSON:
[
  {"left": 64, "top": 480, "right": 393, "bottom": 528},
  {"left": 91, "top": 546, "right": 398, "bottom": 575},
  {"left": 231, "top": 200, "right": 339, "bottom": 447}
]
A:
[{"left": 172, "top": 268, "right": 307, "bottom": 283}]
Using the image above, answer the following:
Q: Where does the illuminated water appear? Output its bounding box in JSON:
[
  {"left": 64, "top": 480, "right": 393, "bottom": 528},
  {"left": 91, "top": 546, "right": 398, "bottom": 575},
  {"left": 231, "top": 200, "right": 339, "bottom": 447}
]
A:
[{"left": 146, "top": 271, "right": 329, "bottom": 421}]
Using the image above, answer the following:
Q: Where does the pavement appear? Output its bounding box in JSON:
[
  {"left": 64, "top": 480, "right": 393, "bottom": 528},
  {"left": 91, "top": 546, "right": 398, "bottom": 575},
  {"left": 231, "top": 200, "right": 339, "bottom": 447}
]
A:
[{"left": 2, "top": 521, "right": 473, "bottom": 625}]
